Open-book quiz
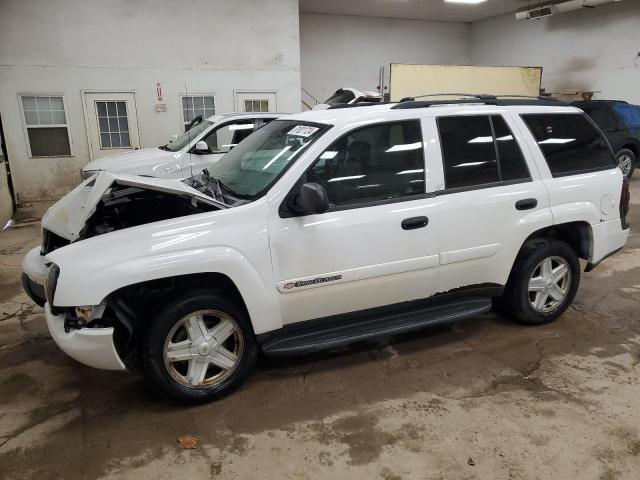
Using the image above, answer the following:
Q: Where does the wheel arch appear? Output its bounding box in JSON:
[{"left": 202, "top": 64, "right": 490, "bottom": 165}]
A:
[
  {"left": 104, "top": 272, "right": 254, "bottom": 361},
  {"left": 617, "top": 140, "right": 640, "bottom": 159},
  {"left": 520, "top": 221, "right": 592, "bottom": 261}
]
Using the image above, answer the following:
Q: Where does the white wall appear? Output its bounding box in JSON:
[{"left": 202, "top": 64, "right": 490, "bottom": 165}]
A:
[
  {"left": 300, "top": 13, "right": 470, "bottom": 105},
  {"left": 0, "top": 0, "right": 301, "bottom": 202},
  {"left": 470, "top": 1, "right": 640, "bottom": 104}
]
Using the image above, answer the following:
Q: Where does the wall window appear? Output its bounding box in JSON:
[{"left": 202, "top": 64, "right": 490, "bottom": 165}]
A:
[
  {"left": 244, "top": 99, "right": 269, "bottom": 112},
  {"left": 438, "top": 115, "right": 530, "bottom": 190},
  {"left": 308, "top": 121, "right": 425, "bottom": 207},
  {"left": 521, "top": 113, "right": 616, "bottom": 177},
  {"left": 21, "top": 96, "right": 71, "bottom": 157},
  {"left": 96, "top": 101, "right": 130, "bottom": 148},
  {"left": 182, "top": 95, "right": 215, "bottom": 131}
]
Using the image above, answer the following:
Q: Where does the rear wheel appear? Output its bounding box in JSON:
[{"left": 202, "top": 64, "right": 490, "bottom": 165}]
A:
[
  {"left": 142, "top": 291, "right": 257, "bottom": 404},
  {"left": 616, "top": 148, "right": 636, "bottom": 179},
  {"left": 502, "top": 239, "right": 580, "bottom": 325}
]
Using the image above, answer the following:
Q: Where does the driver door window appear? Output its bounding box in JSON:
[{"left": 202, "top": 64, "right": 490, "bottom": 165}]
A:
[
  {"left": 308, "top": 120, "right": 425, "bottom": 208},
  {"left": 202, "top": 121, "right": 255, "bottom": 154}
]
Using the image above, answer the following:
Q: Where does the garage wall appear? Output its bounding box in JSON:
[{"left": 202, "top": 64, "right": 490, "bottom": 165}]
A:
[
  {"left": 0, "top": 0, "right": 301, "bottom": 202},
  {"left": 470, "top": 1, "right": 640, "bottom": 104},
  {"left": 300, "top": 13, "right": 470, "bottom": 106}
]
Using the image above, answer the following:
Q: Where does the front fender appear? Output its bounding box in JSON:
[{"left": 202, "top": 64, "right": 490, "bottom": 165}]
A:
[{"left": 47, "top": 204, "right": 282, "bottom": 335}]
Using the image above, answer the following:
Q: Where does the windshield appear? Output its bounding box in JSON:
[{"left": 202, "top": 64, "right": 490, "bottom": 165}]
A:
[
  {"left": 203, "top": 120, "right": 328, "bottom": 199},
  {"left": 163, "top": 121, "right": 213, "bottom": 152}
]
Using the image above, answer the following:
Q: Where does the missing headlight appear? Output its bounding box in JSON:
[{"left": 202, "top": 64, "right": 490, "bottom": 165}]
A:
[{"left": 44, "top": 263, "right": 60, "bottom": 308}]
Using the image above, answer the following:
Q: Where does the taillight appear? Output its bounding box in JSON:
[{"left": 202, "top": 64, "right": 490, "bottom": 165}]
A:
[{"left": 620, "top": 177, "right": 630, "bottom": 230}]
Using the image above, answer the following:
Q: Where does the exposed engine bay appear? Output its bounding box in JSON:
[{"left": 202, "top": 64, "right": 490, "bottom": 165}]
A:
[{"left": 81, "top": 182, "right": 219, "bottom": 239}]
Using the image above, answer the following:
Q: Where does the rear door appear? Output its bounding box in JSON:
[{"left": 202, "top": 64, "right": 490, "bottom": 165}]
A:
[
  {"left": 431, "top": 113, "right": 551, "bottom": 293},
  {"left": 269, "top": 119, "right": 441, "bottom": 324}
]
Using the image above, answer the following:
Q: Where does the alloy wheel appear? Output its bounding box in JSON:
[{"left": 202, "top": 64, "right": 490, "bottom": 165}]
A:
[
  {"left": 163, "top": 309, "right": 244, "bottom": 389},
  {"left": 618, "top": 153, "right": 633, "bottom": 177},
  {"left": 528, "top": 256, "right": 572, "bottom": 313}
]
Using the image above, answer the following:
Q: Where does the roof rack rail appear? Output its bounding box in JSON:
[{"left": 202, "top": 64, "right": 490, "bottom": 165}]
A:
[
  {"left": 327, "top": 102, "right": 391, "bottom": 110},
  {"left": 399, "top": 93, "right": 497, "bottom": 102},
  {"left": 391, "top": 96, "right": 565, "bottom": 110}
]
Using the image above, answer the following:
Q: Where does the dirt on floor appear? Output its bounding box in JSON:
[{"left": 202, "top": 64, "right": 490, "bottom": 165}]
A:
[{"left": 1, "top": 182, "right": 640, "bottom": 480}]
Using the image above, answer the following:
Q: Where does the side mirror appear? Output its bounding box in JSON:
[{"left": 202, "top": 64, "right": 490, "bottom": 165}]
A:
[
  {"left": 168, "top": 134, "right": 179, "bottom": 143},
  {"left": 291, "top": 182, "right": 329, "bottom": 215},
  {"left": 194, "top": 140, "right": 209, "bottom": 153}
]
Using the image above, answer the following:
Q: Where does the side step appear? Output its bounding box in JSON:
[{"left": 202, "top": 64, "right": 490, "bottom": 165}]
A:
[{"left": 261, "top": 297, "right": 492, "bottom": 356}]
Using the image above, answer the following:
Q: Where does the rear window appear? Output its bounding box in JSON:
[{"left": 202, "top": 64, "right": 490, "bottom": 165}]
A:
[{"left": 521, "top": 113, "right": 616, "bottom": 177}]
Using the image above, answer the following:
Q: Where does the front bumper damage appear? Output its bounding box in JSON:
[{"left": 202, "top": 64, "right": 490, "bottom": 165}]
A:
[
  {"left": 22, "top": 246, "right": 49, "bottom": 306},
  {"left": 45, "top": 303, "right": 126, "bottom": 371}
]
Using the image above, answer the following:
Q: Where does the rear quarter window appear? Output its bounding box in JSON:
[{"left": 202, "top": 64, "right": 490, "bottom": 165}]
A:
[{"left": 521, "top": 113, "right": 616, "bottom": 177}]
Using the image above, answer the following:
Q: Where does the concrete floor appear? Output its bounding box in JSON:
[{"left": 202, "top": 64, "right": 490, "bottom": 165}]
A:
[{"left": 1, "top": 181, "right": 640, "bottom": 480}]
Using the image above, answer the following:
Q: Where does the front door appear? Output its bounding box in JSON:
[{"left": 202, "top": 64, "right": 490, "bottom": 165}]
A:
[
  {"left": 83, "top": 92, "right": 141, "bottom": 160},
  {"left": 235, "top": 92, "right": 277, "bottom": 113},
  {"left": 269, "top": 120, "right": 440, "bottom": 325}
]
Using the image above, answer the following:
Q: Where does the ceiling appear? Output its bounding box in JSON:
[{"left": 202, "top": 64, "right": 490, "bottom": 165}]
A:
[{"left": 299, "top": 0, "right": 532, "bottom": 23}]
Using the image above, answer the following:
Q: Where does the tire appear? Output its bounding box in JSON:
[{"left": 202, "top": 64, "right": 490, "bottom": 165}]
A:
[
  {"left": 616, "top": 148, "right": 636, "bottom": 179},
  {"left": 502, "top": 239, "right": 580, "bottom": 325},
  {"left": 142, "top": 290, "right": 258, "bottom": 404}
]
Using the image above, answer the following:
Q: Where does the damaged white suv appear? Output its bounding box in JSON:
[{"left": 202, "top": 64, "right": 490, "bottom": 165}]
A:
[{"left": 24, "top": 98, "right": 630, "bottom": 404}]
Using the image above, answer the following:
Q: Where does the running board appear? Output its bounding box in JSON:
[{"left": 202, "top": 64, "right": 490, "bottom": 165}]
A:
[{"left": 260, "top": 297, "right": 492, "bottom": 356}]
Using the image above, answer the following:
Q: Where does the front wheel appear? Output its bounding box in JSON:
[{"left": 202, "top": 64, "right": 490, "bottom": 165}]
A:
[
  {"left": 142, "top": 291, "right": 258, "bottom": 404},
  {"left": 502, "top": 239, "right": 580, "bottom": 325},
  {"left": 617, "top": 148, "right": 636, "bottom": 179}
]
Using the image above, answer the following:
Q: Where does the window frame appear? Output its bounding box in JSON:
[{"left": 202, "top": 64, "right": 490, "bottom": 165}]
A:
[
  {"left": 282, "top": 119, "right": 429, "bottom": 216},
  {"left": 436, "top": 114, "right": 532, "bottom": 195},
  {"left": 178, "top": 94, "right": 216, "bottom": 132},
  {"left": 520, "top": 112, "right": 617, "bottom": 179},
  {"left": 18, "top": 93, "right": 74, "bottom": 158},
  {"left": 190, "top": 118, "right": 258, "bottom": 155},
  {"left": 95, "top": 100, "right": 132, "bottom": 150}
]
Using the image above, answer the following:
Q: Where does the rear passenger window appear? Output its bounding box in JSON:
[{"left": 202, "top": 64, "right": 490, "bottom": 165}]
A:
[
  {"left": 308, "top": 121, "right": 425, "bottom": 207},
  {"left": 438, "top": 116, "right": 499, "bottom": 189},
  {"left": 492, "top": 115, "right": 530, "bottom": 182},
  {"left": 521, "top": 113, "right": 616, "bottom": 177}
]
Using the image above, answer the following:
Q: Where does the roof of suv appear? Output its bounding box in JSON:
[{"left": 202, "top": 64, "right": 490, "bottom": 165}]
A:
[{"left": 287, "top": 102, "right": 584, "bottom": 128}]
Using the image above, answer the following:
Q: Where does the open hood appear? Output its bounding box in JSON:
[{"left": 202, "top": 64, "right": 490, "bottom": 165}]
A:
[{"left": 42, "top": 172, "right": 224, "bottom": 242}]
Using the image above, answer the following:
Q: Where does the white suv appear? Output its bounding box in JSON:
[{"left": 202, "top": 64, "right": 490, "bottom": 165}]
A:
[
  {"left": 27, "top": 99, "right": 630, "bottom": 404},
  {"left": 81, "top": 112, "right": 281, "bottom": 179}
]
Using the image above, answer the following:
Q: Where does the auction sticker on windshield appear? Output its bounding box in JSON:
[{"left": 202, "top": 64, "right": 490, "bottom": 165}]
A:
[{"left": 288, "top": 125, "right": 319, "bottom": 137}]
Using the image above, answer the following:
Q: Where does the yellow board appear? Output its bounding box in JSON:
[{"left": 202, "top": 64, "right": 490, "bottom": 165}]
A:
[{"left": 389, "top": 64, "right": 543, "bottom": 101}]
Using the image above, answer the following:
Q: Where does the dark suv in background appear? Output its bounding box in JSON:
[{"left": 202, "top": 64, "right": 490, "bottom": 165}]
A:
[{"left": 571, "top": 100, "right": 640, "bottom": 178}]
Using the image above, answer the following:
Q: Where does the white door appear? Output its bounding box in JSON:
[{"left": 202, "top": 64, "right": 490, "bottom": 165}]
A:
[
  {"left": 235, "top": 91, "right": 277, "bottom": 113},
  {"left": 83, "top": 92, "right": 141, "bottom": 160},
  {"left": 432, "top": 113, "right": 550, "bottom": 293},
  {"left": 269, "top": 120, "right": 440, "bottom": 324}
]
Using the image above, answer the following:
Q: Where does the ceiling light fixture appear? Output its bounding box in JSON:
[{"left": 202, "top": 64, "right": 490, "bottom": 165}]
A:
[{"left": 444, "top": 0, "right": 488, "bottom": 4}]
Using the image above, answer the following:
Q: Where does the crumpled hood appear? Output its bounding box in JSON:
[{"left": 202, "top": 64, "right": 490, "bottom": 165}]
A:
[
  {"left": 42, "top": 171, "right": 222, "bottom": 241},
  {"left": 81, "top": 148, "right": 187, "bottom": 177}
]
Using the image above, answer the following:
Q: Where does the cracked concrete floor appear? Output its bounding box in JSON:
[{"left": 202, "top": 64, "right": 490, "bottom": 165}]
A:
[{"left": 1, "top": 182, "right": 640, "bottom": 480}]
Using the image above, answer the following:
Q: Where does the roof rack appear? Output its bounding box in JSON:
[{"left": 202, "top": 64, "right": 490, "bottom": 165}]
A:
[
  {"left": 391, "top": 95, "right": 564, "bottom": 110},
  {"left": 327, "top": 102, "right": 391, "bottom": 110},
  {"left": 399, "top": 93, "right": 497, "bottom": 102}
]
